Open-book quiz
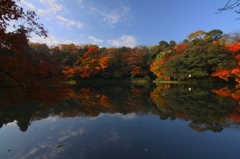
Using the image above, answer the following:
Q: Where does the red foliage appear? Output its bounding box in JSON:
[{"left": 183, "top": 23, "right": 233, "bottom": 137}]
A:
[
  {"left": 211, "top": 42, "right": 240, "bottom": 86},
  {"left": 173, "top": 43, "right": 189, "bottom": 55}
]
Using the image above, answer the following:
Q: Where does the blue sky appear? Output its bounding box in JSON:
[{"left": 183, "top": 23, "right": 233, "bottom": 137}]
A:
[{"left": 19, "top": 0, "right": 240, "bottom": 47}]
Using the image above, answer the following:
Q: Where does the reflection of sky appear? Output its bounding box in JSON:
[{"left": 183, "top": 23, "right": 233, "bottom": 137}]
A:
[{"left": 1, "top": 113, "right": 240, "bottom": 159}]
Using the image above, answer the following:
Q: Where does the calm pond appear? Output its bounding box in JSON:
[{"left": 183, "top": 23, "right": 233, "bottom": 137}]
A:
[{"left": 0, "top": 83, "right": 240, "bottom": 159}]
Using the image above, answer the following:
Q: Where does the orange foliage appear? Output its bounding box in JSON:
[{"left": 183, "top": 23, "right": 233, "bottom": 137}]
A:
[
  {"left": 212, "top": 40, "right": 219, "bottom": 46},
  {"left": 62, "top": 67, "right": 78, "bottom": 78},
  {"left": 99, "top": 55, "right": 110, "bottom": 69},
  {"left": 100, "top": 95, "right": 110, "bottom": 107},
  {"left": 150, "top": 59, "right": 170, "bottom": 80}
]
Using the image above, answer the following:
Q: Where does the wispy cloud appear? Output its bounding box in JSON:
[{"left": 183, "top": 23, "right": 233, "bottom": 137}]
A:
[
  {"left": 107, "top": 35, "right": 136, "bottom": 47},
  {"left": 19, "top": 148, "right": 38, "bottom": 159},
  {"left": 88, "top": 36, "right": 104, "bottom": 44},
  {"left": 56, "top": 15, "right": 83, "bottom": 29},
  {"left": 90, "top": 6, "right": 131, "bottom": 27},
  {"left": 37, "top": 0, "right": 63, "bottom": 15},
  {"left": 77, "top": 0, "right": 84, "bottom": 8},
  {"left": 21, "top": 0, "right": 36, "bottom": 10}
]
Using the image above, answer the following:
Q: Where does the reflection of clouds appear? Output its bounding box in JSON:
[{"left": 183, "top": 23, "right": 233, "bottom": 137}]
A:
[
  {"left": 59, "top": 128, "right": 85, "bottom": 142},
  {"left": 38, "top": 140, "right": 67, "bottom": 159},
  {"left": 89, "top": 113, "right": 105, "bottom": 120},
  {"left": 6, "top": 120, "right": 17, "bottom": 126},
  {"left": 104, "top": 131, "right": 121, "bottom": 145},
  {"left": 5, "top": 115, "right": 135, "bottom": 158},
  {"left": 109, "top": 113, "right": 137, "bottom": 120},
  {"left": 122, "top": 113, "right": 137, "bottom": 120},
  {"left": 92, "top": 129, "right": 132, "bottom": 150},
  {"left": 11, "top": 127, "right": 85, "bottom": 159},
  {"left": 44, "top": 116, "right": 57, "bottom": 122},
  {"left": 19, "top": 148, "right": 38, "bottom": 159}
]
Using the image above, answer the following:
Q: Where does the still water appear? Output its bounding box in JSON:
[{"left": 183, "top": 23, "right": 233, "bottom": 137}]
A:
[{"left": 0, "top": 84, "right": 240, "bottom": 159}]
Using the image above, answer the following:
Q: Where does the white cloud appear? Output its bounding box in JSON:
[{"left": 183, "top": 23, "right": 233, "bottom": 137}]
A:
[
  {"left": 90, "top": 6, "right": 131, "bottom": 27},
  {"left": 56, "top": 15, "right": 83, "bottom": 29},
  {"left": 107, "top": 35, "right": 136, "bottom": 47},
  {"left": 37, "top": 0, "right": 63, "bottom": 15},
  {"left": 29, "top": 35, "right": 82, "bottom": 46},
  {"left": 88, "top": 36, "right": 104, "bottom": 44},
  {"left": 21, "top": 0, "right": 36, "bottom": 10}
]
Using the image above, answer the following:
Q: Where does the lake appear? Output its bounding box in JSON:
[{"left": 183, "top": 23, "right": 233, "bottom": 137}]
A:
[{"left": 0, "top": 83, "right": 240, "bottom": 159}]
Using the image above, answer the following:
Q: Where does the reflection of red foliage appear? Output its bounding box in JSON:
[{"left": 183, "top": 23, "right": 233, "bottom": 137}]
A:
[
  {"left": 175, "top": 112, "right": 188, "bottom": 120},
  {"left": 229, "top": 112, "right": 240, "bottom": 122},
  {"left": 211, "top": 87, "right": 231, "bottom": 97},
  {"left": 212, "top": 86, "right": 240, "bottom": 122}
]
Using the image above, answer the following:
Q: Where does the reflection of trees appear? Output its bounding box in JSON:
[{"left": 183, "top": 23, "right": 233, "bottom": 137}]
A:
[
  {"left": 0, "top": 85, "right": 155, "bottom": 131},
  {"left": 60, "top": 85, "right": 153, "bottom": 117},
  {"left": 2, "top": 83, "right": 240, "bottom": 133},
  {"left": 0, "top": 106, "right": 39, "bottom": 132},
  {"left": 0, "top": 83, "right": 70, "bottom": 131},
  {"left": 150, "top": 85, "right": 238, "bottom": 132},
  {"left": 211, "top": 86, "right": 240, "bottom": 124}
]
